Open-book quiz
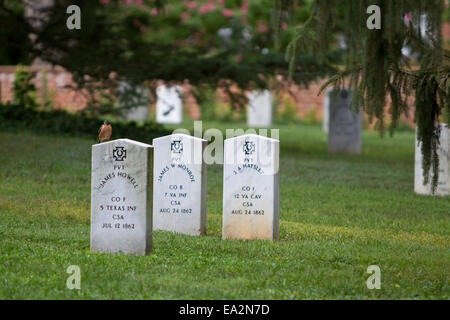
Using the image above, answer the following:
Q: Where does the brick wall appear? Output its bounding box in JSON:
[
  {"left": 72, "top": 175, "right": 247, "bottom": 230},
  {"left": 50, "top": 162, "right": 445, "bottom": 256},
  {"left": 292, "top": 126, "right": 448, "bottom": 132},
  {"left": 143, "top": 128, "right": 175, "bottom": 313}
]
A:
[
  {"left": 287, "top": 80, "right": 329, "bottom": 118},
  {"left": 0, "top": 65, "right": 416, "bottom": 127},
  {"left": 0, "top": 65, "right": 331, "bottom": 118},
  {"left": 443, "top": 21, "right": 450, "bottom": 42},
  {"left": 0, "top": 65, "right": 88, "bottom": 110}
]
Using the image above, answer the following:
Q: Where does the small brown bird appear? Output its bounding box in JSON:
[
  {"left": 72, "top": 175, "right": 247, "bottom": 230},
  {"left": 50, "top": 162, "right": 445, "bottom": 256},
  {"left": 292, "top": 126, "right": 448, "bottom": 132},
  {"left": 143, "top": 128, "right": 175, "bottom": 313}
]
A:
[{"left": 97, "top": 120, "right": 112, "bottom": 143}]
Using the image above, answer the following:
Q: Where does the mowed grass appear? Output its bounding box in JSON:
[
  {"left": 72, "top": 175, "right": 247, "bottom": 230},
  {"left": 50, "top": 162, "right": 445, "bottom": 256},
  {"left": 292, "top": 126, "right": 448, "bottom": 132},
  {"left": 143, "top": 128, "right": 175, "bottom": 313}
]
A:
[{"left": 0, "top": 122, "right": 449, "bottom": 299}]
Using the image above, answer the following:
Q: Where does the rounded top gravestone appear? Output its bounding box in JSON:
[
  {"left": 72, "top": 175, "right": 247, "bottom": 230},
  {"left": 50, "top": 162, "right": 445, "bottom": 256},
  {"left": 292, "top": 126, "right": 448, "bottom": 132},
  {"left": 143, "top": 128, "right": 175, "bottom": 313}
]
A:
[
  {"left": 222, "top": 134, "right": 280, "bottom": 240},
  {"left": 156, "top": 85, "right": 183, "bottom": 124},
  {"left": 328, "top": 89, "right": 363, "bottom": 155},
  {"left": 247, "top": 90, "right": 273, "bottom": 128},
  {"left": 152, "top": 133, "right": 207, "bottom": 235},
  {"left": 91, "top": 139, "right": 153, "bottom": 255}
]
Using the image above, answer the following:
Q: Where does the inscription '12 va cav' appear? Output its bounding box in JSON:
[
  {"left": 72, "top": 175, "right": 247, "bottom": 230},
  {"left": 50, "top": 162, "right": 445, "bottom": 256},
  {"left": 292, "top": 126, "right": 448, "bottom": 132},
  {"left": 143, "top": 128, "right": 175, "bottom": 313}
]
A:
[{"left": 223, "top": 134, "right": 279, "bottom": 241}]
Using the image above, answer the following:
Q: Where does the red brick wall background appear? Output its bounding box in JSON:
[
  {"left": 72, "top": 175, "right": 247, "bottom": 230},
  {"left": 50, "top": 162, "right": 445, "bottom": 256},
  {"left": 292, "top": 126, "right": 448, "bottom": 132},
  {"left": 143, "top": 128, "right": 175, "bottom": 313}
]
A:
[
  {"left": 0, "top": 64, "right": 418, "bottom": 127},
  {"left": 0, "top": 65, "right": 332, "bottom": 118},
  {"left": 443, "top": 21, "right": 450, "bottom": 43},
  {"left": 0, "top": 65, "right": 88, "bottom": 111}
]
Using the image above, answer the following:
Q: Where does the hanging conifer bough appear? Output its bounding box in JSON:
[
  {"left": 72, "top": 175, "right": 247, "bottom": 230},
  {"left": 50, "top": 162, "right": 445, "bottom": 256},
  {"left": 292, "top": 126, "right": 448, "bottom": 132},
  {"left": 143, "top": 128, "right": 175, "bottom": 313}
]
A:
[{"left": 278, "top": 0, "right": 450, "bottom": 194}]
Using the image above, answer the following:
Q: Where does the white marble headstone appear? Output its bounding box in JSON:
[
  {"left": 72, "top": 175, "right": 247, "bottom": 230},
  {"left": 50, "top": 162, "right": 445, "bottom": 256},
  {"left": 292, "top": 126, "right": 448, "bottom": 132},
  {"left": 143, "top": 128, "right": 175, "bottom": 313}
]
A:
[
  {"left": 223, "top": 134, "right": 280, "bottom": 240},
  {"left": 91, "top": 139, "right": 153, "bottom": 255},
  {"left": 328, "top": 89, "right": 362, "bottom": 154},
  {"left": 414, "top": 123, "right": 449, "bottom": 195},
  {"left": 153, "top": 134, "right": 207, "bottom": 235},
  {"left": 117, "top": 81, "right": 150, "bottom": 122},
  {"left": 247, "top": 90, "right": 273, "bottom": 127},
  {"left": 156, "top": 85, "right": 183, "bottom": 124}
]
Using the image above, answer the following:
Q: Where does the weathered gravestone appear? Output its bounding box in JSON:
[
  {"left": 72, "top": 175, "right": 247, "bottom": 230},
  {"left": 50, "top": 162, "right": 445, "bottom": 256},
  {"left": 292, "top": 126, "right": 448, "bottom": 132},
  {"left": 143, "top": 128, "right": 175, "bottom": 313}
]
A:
[
  {"left": 117, "top": 81, "right": 150, "bottom": 122},
  {"left": 328, "top": 89, "right": 362, "bottom": 154},
  {"left": 247, "top": 90, "right": 273, "bottom": 127},
  {"left": 222, "top": 134, "right": 280, "bottom": 240},
  {"left": 414, "top": 123, "right": 449, "bottom": 196},
  {"left": 153, "top": 134, "right": 207, "bottom": 235},
  {"left": 91, "top": 139, "right": 153, "bottom": 255},
  {"left": 156, "top": 85, "right": 183, "bottom": 124}
]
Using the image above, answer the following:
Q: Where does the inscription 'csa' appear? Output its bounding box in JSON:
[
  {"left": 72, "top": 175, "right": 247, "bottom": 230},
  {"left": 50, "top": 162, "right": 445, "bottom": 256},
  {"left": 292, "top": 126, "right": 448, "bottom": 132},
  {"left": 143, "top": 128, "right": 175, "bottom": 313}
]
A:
[
  {"left": 90, "top": 138, "right": 153, "bottom": 255},
  {"left": 152, "top": 133, "right": 207, "bottom": 236}
]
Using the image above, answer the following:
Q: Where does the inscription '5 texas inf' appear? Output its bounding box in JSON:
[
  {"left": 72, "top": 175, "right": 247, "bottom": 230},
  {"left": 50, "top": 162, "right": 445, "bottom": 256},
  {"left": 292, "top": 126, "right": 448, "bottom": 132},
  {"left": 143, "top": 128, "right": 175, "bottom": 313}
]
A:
[{"left": 91, "top": 139, "right": 153, "bottom": 255}]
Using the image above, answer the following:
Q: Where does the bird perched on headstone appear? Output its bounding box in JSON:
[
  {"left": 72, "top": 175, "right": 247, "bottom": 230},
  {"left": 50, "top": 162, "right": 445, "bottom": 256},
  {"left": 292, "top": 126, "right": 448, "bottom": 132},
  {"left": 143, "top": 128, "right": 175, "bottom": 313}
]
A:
[{"left": 97, "top": 120, "right": 112, "bottom": 143}]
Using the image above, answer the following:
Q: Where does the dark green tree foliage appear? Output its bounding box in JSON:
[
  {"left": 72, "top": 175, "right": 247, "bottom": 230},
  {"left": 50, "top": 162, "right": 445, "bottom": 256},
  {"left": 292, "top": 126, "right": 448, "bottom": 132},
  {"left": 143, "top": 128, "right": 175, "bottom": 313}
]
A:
[
  {"left": 0, "top": 1, "right": 30, "bottom": 64},
  {"left": 281, "top": 0, "right": 449, "bottom": 193},
  {"left": 0, "top": 0, "right": 334, "bottom": 114}
]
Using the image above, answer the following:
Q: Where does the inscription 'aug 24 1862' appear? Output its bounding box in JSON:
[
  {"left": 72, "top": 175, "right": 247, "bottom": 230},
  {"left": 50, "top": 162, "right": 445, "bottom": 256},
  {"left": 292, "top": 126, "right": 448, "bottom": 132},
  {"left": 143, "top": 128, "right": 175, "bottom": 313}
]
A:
[
  {"left": 223, "top": 134, "right": 280, "bottom": 241},
  {"left": 153, "top": 134, "right": 207, "bottom": 236}
]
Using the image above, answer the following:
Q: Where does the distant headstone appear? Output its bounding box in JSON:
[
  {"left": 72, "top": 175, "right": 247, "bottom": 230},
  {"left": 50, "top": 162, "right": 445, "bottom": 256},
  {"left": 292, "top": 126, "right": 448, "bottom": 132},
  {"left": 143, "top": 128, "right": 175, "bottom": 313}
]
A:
[
  {"left": 247, "top": 90, "right": 273, "bottom": 127},
  {"left": 153, "top": 134, "right": 207, "bottom": 235},
  {"left": 328, "top": 89, "right": 362, "bottom": 154},
  {"left": 322, "top": 88, "right": 332, "bottom": 134},
  {"left": 218, "top": 27, "right": 233, "bottom": 46},
  {"left": 91, "top": 139, "right": 153, "bottom": 255},
  {"left": 222, "top": 134, "right": 280, "bottom": 240},
  {"left": 117, "top": 81, "right": 150, "bottom": 122},
  {"left": 156, "top": 85, "right": 183, "bottom": 124},
  {"left": 414, "top": 123, "right": 449, "bottom": 195}
]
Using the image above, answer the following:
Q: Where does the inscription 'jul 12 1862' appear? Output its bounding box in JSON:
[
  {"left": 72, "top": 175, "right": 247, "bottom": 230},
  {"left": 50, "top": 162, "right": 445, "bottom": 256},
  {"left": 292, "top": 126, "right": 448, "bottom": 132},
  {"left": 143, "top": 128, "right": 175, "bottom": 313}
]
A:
[{"left": 91, "top": 139, "right": 153, "bottom": 255}]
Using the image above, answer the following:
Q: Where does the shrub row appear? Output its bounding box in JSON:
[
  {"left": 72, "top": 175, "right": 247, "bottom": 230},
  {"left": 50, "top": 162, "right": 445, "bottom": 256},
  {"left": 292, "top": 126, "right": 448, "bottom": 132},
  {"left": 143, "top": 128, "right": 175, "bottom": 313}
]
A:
[{"left": 0, "top": 103, "right": 171, "bottom": 144}]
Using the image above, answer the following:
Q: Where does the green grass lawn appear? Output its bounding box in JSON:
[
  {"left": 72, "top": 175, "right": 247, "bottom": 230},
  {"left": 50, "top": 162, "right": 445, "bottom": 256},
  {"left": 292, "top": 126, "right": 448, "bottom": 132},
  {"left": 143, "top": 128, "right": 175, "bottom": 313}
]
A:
[{"left": 0, "top": 122, "right": 449, "bottom": 299}]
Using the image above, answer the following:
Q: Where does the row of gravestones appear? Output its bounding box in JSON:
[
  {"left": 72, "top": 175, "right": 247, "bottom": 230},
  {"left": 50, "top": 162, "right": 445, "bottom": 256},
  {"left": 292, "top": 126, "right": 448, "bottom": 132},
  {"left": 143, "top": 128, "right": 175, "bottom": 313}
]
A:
[
  {"left": 120, "top": 82, "right": 273, "bottom": 127},
  {"left": 122, "top": 83, "right": 362, "bottom": 150},
  {"left": 119, "top": 83, "right": 183, "bottom": 124},
  {"left": 91, "top": 133, "right": 279, "bottom": 255},
  {"left": 90, "top": 127, "right": 449, "bottom": 257},
  {"left": 122, "top": 83, "right": 361, "bottom": 153},
  {"left": 121, "top": 82, "right": 367, "bottom": 138},
  {"left": 121, "top": 83, "right": 449, "bottom": 194}
]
